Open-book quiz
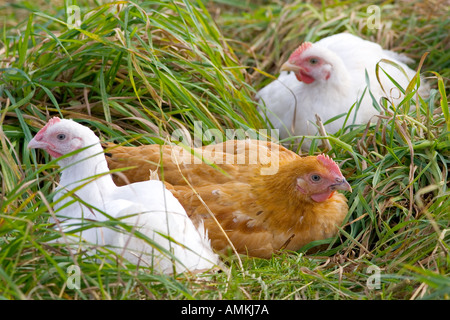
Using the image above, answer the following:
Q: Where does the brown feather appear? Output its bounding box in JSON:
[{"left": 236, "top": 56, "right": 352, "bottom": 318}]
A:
[{"left": 104, "top": 140, "right": 350, "bottom": 258}]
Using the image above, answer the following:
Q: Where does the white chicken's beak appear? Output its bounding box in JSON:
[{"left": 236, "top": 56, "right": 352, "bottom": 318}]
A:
[
  {"left": 280, "top": 61, "right": 302, "bottom": 72},
  {"left": 28, "top": 137, "right": 47, "bottom": 150}
]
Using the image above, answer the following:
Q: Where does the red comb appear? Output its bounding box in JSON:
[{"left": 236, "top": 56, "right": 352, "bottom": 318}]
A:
[
  {"left": 317, "top": 154, "right": 342, "bottom": 177},
  {"left": 35, "top": 117, "right": 61, "bottom": 140},
  {"left": 289, "top": 42, "right": 312, "bottom": 60}
]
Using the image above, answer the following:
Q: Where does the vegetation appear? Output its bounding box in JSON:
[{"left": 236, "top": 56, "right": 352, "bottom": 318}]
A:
[{"left": 0, "top": 0, "right": 448, "bottom": 300}]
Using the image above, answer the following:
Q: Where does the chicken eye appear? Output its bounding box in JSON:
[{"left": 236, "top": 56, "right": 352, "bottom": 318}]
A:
[
  {"left": 56, "top": 133, "right": 66, "bottom": 141},
  {"left": 309, "top": 58, "right": 319, "bottom": 65},
  {"left": 311, "top": 174, "right": 321, "bottom": 182}
]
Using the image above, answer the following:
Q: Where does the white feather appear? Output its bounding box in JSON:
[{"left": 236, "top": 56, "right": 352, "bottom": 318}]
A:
[
  {"left": 257, "top": 33, "right": 429, "bottom": 149},
  {"left": 36, "top": 119, "right": 219, "bottom": 274}
]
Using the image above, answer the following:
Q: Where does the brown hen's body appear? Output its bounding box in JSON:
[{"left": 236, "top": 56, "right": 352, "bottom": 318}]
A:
[{"left": 104, "top": 140, "right": 350, "bottom": 258}]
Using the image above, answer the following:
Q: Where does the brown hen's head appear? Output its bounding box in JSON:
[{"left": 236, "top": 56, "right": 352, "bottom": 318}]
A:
[{"left": 268, "top": 154, "right": 351, "bottom": 203}]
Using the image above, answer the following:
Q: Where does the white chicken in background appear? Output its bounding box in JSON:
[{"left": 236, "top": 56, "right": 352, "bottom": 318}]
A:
[
  {"left": 28, "top": 117, "right": 219, "bottom": 274},
  {"left": 257, "top": 32, "right": 429, "bottom": 148}
]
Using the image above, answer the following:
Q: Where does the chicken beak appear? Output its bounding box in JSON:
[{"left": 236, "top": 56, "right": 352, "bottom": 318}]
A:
[
  {"left": 28, "top": 137, "right": 47, "bottom": 150},
  {"left": 331, "top": 178, "right": 352, "bottom": 193},
  {"left": 280, "top": 60, "right": 302, "bottom": 72}
]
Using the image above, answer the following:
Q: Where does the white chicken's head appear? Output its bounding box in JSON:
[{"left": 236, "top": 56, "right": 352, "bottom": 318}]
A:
[
  {"left": 280, "top": 42, "right": 333, "bottom": 84},
  {"left": 28, "top": 117, "right": 100, "bottom": 162}
]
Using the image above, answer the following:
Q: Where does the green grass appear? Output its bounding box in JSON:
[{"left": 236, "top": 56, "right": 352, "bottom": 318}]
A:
[{"left": 0, "top": 0, "right": 449, "bottom": 300}]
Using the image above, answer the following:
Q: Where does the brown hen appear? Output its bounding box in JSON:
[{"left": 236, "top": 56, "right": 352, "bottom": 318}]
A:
[{"left": 104, "top": 139, "right": 351, "bottom": 258}]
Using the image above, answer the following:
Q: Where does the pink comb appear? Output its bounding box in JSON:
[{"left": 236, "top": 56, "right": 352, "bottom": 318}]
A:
[
  {"left": 289, "top": 42, "right": 312, "bottom": 60},
  {"left": 35, "top": 117, "right": 61, "bottom": 141},
  {"left": 317, "top": 154, "right": 342, "bottom": 177}
]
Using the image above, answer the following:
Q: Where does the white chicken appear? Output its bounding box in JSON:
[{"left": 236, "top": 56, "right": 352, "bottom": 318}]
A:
[
  {"left": 257, "top": 32, "right": 429, "bottom": 148},
  {"left": 28, "top": 117, "right": 219, "bottom": 274}
]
